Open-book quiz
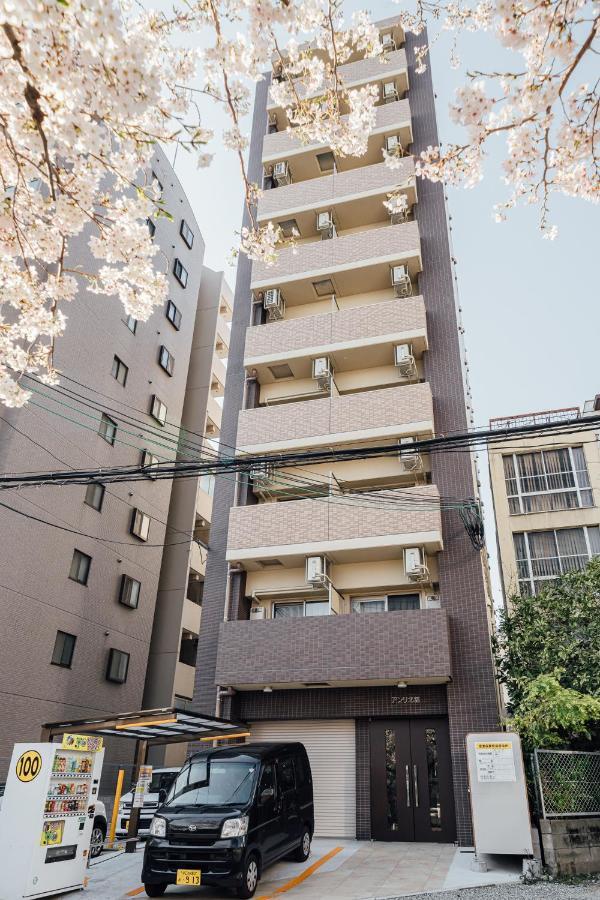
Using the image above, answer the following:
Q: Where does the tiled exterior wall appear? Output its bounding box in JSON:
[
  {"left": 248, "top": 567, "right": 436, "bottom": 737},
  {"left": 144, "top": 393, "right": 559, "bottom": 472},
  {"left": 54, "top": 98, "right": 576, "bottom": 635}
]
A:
[
  {"left": 258, "top": 157, "right": 414, "bottom": 219},
  {"left": 245, "top": 295, "right": 425, "bottom": 360},
  {"left": 236, "top": 382, "right": 433, "bottom": 450},
  {"left": 227, "top": 484, "right": 441, "bottom": 553},
  {"left": 251, "top": 220, "right": 420, "bottom": 286},
  {"left": 268, "top": 49, "right": 408, "bottom": 107},
  {"left": 262, "top": 98, "right": 411, "bottom": 159},
  {"left": 215, "top": 609, "right": 451, "bottom": 686}
]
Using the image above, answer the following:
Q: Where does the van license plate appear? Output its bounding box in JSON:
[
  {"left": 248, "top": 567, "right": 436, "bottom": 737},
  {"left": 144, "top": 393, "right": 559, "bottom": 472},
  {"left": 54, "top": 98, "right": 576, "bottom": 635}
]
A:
[{"left": 176, "top": 869, "right": 201, "bottom": 886}]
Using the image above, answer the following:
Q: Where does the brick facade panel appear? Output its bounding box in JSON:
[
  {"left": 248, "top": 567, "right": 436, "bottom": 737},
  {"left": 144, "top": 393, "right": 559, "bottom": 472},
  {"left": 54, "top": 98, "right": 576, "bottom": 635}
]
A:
[
  {"left": 236, "top": 381, "right": 433, "bottom": 449},
  {"left": 215, "top": 608, "right": 451, "bottom": 685},
  {"left": 263, "top": 98, "right": 411, "bottom": 159},
  {"left": 252, "top": 220, "right": 420, "bottom": 286},
  {"left": 245, "top": 295, "right": 426, "bottom": 360}
]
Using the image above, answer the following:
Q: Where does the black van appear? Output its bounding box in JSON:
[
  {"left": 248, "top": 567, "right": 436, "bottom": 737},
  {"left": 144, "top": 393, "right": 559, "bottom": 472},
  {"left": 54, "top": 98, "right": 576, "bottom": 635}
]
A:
[{"left": 142, "top": 742, "right": 314, "bottom": 898}]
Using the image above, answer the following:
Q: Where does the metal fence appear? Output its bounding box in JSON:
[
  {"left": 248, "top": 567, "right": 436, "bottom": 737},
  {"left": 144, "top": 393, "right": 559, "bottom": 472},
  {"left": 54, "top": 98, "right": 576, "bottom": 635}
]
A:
[{"left": 533, "top": 749, "right": 600, "bottom": 818}]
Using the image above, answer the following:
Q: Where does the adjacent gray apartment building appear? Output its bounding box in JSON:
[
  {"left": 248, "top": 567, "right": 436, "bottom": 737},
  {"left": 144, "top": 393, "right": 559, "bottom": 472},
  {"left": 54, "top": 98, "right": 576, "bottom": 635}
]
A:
[
  {"left": 195, "top": 17, "right": 499, "bottom": 845},
  {"left": 0, "top": 146, "right": 230, "bottom": 780}
]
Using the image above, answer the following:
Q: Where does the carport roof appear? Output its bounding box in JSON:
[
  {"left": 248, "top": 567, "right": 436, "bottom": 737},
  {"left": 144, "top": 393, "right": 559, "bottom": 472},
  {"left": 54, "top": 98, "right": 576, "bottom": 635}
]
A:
[{"left": 42, "top": 706, "right": 248, "bottom": 746}]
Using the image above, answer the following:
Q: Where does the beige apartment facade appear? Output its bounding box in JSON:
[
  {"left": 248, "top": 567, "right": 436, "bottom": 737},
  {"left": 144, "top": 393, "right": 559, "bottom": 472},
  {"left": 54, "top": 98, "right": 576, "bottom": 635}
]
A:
[
  {"left": 196, "top": 17, "right": 499, "bottom": 846},
  {"left": 489, "top": 398, "right": 600, "bottom": 601}
]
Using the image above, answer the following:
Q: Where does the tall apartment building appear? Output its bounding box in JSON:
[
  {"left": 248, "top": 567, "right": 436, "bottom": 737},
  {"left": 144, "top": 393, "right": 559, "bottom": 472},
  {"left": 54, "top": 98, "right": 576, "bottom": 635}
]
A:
[
  {"left": 0, "top": 147, "right": 229, "bottom": 781},
  {"left": 489, "top": 396, "right": 600, "bottom": 601},
  {"left": 195, "top": 17, "right": 499, "bottom": 845}
]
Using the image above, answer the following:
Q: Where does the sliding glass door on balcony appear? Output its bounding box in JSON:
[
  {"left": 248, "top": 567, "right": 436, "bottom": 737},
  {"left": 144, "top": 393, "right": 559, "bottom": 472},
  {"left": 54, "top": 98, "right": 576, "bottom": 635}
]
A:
[{"left": 514, "top": 526, "right": 600, "bottom": 595}]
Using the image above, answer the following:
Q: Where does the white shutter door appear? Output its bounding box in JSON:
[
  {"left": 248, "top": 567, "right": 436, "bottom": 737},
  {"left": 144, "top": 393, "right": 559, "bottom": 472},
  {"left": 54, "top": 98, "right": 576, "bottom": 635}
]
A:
[{"left": 249, "top": 719, "right": 356, "bottom": 838}]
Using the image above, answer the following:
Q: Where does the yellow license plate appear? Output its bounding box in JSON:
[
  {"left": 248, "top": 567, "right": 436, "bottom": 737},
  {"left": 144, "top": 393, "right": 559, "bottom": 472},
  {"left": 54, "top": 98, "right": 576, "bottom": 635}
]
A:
[{"left": 176, "top": 869, "right": 201, "bottom": 886}]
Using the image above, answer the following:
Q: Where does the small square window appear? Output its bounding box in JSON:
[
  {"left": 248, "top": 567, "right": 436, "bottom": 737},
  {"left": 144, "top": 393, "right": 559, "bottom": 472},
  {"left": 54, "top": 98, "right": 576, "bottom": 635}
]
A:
[
  {"left": 51, "top": 630, "right": 76, "bottom": 668},
  {"left": 147, "top": 217, "right": 156, "bottom": 237},
  {"left": 278, "top": 219, "right": 300, "bottom": 238},
  {"left": 268, "top": 364, "right": 294, "bottom": 379},
  {"left": 180, "top": 219, "right": 194, "bottom": 248},
  {"left": 166, "top": 299, "right": 182, "bottom": 330},
  {"left": 69, "top": 549, "right": 91, "bottom": 585},
  {"left": 99, "top": 413, "right": 117, "bottom": 445},
  {"left": 84, "top": 482, "right": 105, "bottom": 512},
  {"left": 150, "top": 394, "right": 168, "bottom": 426},
  {"left": 119, "top": 574, "right": 141, "bottom": 609},
  {"left": 124, "top": 315, "right": 137, "bottom": 333},
  {"left": 312, "top": 278, "right": 335, "bottom": 297},
  {"left": 173, "top": 258, "right": 188, "bottom": 288},
  {"left": 130, "top": 508, "right": 150, "bottom": 542},
  {"left": 151, "top": 170, "right": 163, "bottom": 194},
  {"left": 159, "top": 345, "right": 175, "bottom": 376},
  {"left": 106, "top": 648, "right": 130, "bottom": 684},
  {"left": 111, "top": 355, "right": 128, "bottom": 386},
  {"left": 316, "top": 151, "right": 336, "bottom": 172},
  {"left": 141, "top": 449, "right": 159, "bottom": 479}
]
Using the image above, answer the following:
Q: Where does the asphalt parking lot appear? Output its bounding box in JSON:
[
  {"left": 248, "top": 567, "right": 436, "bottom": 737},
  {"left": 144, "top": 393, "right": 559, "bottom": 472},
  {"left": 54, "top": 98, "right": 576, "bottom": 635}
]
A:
[{"left": 85, "top": 838, "right": 524, "bottom": 900}]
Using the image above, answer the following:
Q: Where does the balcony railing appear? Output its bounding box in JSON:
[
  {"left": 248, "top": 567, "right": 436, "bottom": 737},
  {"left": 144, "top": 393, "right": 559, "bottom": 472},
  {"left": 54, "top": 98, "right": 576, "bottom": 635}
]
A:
[
  {"left": 236, "top": 382, "right": 433, "bottom": 453},
  {"left": 226, "top": 484, "right": 442, "bottom": 560},
  {"left": 244, "top": 295, "right": 427, "bottom": 364},
  {"left": 215, "top": 608, "right": 451, "bottom": 688}
]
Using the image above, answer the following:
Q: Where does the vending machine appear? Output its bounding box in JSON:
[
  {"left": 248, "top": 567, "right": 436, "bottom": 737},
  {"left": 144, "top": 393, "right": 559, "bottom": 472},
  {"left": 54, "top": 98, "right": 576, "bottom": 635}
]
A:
[{"left": 0, "top": 739, "right": 105, "bottom": 899}]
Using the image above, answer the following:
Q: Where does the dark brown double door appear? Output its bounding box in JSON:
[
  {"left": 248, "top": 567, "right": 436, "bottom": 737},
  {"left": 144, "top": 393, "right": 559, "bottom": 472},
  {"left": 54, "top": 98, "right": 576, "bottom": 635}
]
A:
[{"left": 370, "top": 718, "right": 456, "bottom": 843}]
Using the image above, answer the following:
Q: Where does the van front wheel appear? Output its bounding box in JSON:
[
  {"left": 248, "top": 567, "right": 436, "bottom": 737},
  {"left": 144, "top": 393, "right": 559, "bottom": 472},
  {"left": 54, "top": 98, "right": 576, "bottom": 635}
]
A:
[
  {"left": 237, "top": 853, "right": 259, "bottom": 898},
  {"left": 292, "top": 827, "right": 311, "bottom": 862}
]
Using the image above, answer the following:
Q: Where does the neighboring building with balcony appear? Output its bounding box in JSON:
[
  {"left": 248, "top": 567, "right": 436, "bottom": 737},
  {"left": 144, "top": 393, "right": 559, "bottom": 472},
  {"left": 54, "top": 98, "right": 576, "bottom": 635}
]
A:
[
  {"left": 489, "top": 397, "right": 600, "bottom": 600},
  {"left": 0, "top": 148, "right": 230, "bottom": 787},
  {"left": 195, "top": 17, "right": 499, "bottom": 846}
]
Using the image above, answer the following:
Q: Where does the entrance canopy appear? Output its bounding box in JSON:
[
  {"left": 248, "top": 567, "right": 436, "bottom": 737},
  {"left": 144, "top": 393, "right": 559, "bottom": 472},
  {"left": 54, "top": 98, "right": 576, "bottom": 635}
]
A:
[{"left": 41, "top": 706, "right": 248, "bottom": 746}]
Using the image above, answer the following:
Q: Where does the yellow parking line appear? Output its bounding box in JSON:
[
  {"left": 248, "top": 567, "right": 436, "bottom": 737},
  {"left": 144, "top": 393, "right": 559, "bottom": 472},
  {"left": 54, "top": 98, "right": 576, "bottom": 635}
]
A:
[
  {"left": 125, "top": 887, "right": 145, "bottom": 897},
  {"left": 256, "top": 845, "right": 343, "bottom": 900}
]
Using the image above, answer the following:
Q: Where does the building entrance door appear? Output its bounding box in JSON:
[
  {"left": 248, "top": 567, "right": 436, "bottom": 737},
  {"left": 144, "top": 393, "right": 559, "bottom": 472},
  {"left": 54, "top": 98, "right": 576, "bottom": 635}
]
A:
[{"left": 369, "top": 718, "right": 456, "bottom": 842}]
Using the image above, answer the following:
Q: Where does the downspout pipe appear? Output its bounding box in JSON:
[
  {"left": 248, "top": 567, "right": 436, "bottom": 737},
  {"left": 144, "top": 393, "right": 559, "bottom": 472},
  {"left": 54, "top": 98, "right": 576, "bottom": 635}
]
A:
[{"left": 215, "top": 562, "right": 244, "bottom": 719}]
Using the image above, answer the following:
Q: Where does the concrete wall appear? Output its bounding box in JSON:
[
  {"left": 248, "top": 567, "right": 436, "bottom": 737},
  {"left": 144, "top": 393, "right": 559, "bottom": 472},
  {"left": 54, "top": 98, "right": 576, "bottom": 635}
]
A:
[{"left": 541, "top": 818, "right": 600, "bottom": 875}]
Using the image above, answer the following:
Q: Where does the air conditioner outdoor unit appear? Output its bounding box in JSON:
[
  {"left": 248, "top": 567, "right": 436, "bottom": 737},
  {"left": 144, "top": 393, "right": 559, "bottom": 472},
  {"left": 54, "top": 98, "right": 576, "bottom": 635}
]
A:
[
  {"left": 312, "top": 356, "right": 333, "bottom": 392},
  {"left": 394, "top": 343, "right": 417, "bottom": 379},
  {"left": 264, "top": 288, "right": 285, "bottom": 320},
  {"left": 250, "top": 606, "right": 266, "bottom": 621},
  {"left": 404, "top": 547, "right": 430, "bottom": 583},
  {"left": 391, "top": 264, "right": 412, "bottom": 298},
  {"left": 426, "top": 595, "right": 441, "bottom": 609},
  {"left": 381, "top": 32, "right": 397, "bottom": 51},
  {"left": 306, "top": 555, "right": 328, "bottom": 587},
  {"left": 383, "top": 82, "right": 399, "bottom": 103},
  {"left": 273, "top": 160, "right": 292, "bottom": 186},
  {"left": 389, "top": 194, "right": 409, "bottom": 225},
  {"left": 250, "top": 463, "right": 274, "bottom": 494},
  {"left": 316, "top": 211, "right": 336, "bottom": 240},
  {"left": 385, "top": 134, "right": 402, "bottom": 155},
  {"left": 398, "top": 436, "right": 423, "bottom": 472}
]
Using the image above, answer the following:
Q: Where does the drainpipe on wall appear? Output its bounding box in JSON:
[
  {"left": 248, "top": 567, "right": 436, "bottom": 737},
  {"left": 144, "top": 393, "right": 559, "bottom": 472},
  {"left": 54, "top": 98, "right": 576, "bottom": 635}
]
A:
[{"left": 215, "top": 562, "right": 244, "bottom": 719}]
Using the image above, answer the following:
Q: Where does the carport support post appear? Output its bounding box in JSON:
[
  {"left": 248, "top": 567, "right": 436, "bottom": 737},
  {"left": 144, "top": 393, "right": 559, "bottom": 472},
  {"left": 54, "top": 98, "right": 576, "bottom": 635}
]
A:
[{"left": 125, "top": 739, "right": 148, "bottom": 854}]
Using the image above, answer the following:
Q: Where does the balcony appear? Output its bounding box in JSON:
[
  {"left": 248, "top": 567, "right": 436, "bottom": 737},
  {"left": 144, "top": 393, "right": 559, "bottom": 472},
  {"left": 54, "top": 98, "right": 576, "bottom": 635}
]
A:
[
  {"left": 205, "top": 392, "right": 222, "bottom": 437},
  {"left": 251, "top": 221, "right": 421, "bottom": 305},
  {"left": 236, "top": 381, "right": 433, "bottom": 453},
  {"left": 215, "top": 608, "right": 451, "bottom": 689},
  {"left": 244, "top": 295, "right": 427, "bottom": 372},
  {"left": 262, "top": 99, "right": 412, "bottom": 182},
  {"left": 189, "top": 540, "right": 207, "bottom": 576},
  {"left": 226, "top": 484, "right": 442, "bottom": 563}
]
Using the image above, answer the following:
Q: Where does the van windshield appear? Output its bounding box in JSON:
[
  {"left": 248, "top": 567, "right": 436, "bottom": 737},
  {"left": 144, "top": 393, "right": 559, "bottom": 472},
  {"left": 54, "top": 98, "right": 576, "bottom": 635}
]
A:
[{"left": 164, "top": 759, "right": 258, "bottom": 808}]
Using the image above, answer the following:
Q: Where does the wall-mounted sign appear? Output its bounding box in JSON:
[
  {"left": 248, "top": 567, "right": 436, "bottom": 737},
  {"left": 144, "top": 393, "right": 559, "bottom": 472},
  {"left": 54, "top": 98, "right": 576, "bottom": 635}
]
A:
[
  {"left": 132, "top": 765, "right": 153, "bottom": 809},
  {"left": 475, "top": 741, "right": 516, "bottom": 783},
  {"left": 61, "top": 734, "right": 103, "bottom": 752}
]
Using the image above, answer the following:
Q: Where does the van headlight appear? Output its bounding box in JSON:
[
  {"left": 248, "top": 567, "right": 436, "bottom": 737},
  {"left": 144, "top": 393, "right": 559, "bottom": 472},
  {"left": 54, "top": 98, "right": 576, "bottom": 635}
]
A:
[
  {"left": 221, "top": 816, "right": 249, "bottom": 838},
  {"left": 149, "top": 816, "right": 166, "bottom": 838}
]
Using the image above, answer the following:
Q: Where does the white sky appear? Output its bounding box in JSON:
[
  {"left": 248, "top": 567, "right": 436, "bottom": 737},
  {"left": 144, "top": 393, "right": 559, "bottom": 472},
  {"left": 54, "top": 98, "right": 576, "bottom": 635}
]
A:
[{"left": 161, "top": 2, "right": 600, "bottom": 604}]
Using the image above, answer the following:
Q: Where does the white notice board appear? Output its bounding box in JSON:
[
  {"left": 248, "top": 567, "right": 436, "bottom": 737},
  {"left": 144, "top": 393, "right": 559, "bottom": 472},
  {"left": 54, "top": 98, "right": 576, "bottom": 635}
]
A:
[{"left": 466, "top": 732, "right": 533, "bottom": 856}]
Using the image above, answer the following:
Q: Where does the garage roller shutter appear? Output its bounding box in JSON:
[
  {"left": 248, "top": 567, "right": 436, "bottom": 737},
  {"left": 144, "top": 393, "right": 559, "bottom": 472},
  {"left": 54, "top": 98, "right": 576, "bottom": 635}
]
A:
[{"left": 249, "top": 719, "right": 356, "bottom": 838}]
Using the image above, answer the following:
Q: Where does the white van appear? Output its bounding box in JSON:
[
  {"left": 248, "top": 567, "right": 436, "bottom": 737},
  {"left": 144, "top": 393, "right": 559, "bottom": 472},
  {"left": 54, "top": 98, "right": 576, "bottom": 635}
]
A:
[{"left": 116, "top": 768, "right": 179, "bottom": 837}]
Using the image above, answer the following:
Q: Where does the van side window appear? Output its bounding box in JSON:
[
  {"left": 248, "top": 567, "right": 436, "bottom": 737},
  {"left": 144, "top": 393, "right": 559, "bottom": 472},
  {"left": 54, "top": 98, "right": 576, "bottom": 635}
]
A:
[
  {"left": 295, "top": 753, "right": 309, "bottom": 787},
  {"left": 259, "top": 763, "right": 276, "bottom": 795},
  {"left": 278, "top": 756, "right": 295, "bottom": 791}
]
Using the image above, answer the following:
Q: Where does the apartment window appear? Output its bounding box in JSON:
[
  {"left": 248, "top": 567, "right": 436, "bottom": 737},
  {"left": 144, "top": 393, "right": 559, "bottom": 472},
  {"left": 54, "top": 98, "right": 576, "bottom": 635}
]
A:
[
  {"left": 106, "top": 648, "right": 130, "bottom": 684},
  {"left": 179, "top": 631, "right": 199, "bottom": 666},
  {"left": 312, "top": 278, "right": 335, "bottom": 297},
  {"left": 141, "top": 449, "right": 159, "bottom": 479},
  {"left": 130, "top": 508, "right": 150, "bottom": 542},
  {"left": 119, "top": 574, "right": 141, "bottom": 609},
  {"left": 272, "top": 599, "right": 329, "bottom": 619},
  {"left": 124, "top": 315, "right": 137, "bottom": 334},
  {"left": 514, "top": 526, "right": 600, "bottom": 595},
  {"left": 51, "top": 631, "right": 76, "bottom": 668},
  {"left": 69, "top": 549, "right": 91, "bottom": 585},
  {"left": 151, "top": 170, "right": 163, "bottom": 193},
  {"left": 180, "top": 219, "right": 194, "bottom": 248},
  {"left": 84, "top": 482, "right": 105, "bottom": 512},
  {"left": 351, "top": 593, "right": 421, "bottom": 613},
  {"left": 159, "top": 345, "right": 175, "bottom": 376},
  {"left": 111, "top": 355, "right": 129, "bottom": 386},
  {"left": 98, "top": 413, "right": 117, "bottom": 445},
  {"left": 150, "top": 394, "right": 168, "bottom": 425},
  {"left": 199, "top": 473, "right": 215, "bottom": 496},
  {"left": 503, "top": 447, "right": 593, "bottom": 514},
  {"left": 166, "top": 299, "right": 182, "bottom": 330},
  {"left": 147, "top": 217, "right": 156, "bottom": 237},
  {"left": 173, "top": 258, "right": 188, "bottom": 287}
]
